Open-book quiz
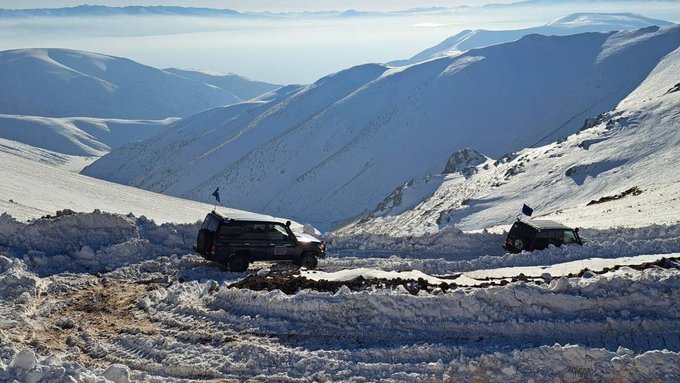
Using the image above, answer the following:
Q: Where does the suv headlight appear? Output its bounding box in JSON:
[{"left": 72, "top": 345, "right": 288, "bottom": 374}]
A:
[{"left": 319, "top": 243, "right": 326, "bottom": 253}]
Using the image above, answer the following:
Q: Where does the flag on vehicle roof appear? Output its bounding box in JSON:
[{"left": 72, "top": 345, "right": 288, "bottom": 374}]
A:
[
  {"left": 212, "top": 187, "right": 221, "bottom": 203},
  {"left": 522, "top": 204, "right": 533, "bottom": 217}
]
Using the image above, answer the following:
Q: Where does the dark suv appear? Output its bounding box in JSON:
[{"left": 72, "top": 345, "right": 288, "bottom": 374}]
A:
[
  {"left": 195, "top": 211, "right": 326, "bottom": 272},
  {"left": 503, "top": 219, "right": 582, "bottom": 253}
]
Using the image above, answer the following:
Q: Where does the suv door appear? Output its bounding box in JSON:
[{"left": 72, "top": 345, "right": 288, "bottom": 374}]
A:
[
  {"left": 214, "top": 222, "right": 246, "bottom": 262},
  {"left": 196, "top": 213, "right": 222, "bottom": 256},
  {"left": 238, "top": 223, "right": 270, "bottom": 261},
  {"left": 266, "top": 223, "right": 298, "bottom": 260},
  {"left": 532, "top": 231, "right": 550, "bottom": 251}
]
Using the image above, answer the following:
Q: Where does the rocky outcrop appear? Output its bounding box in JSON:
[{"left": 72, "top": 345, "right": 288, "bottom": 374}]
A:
[{"left": 443, "top": 148, "right": 489, "bottom": 178}]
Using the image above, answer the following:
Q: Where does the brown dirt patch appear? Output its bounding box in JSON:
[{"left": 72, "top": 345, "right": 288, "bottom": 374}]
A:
[
  {"left": 230, "top": 273, "right": 457, "bottom": 295},
  {"left": 19, "top": 276, "right": 159, "bottom": 368}
]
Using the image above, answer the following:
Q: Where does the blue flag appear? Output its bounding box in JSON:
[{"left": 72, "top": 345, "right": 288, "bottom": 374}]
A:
[
  {"left": 522, "top": 204, "right": 533, "bottom": 216},
  {"left": 212, "top": 187, "right": 221, "bottom": 203}
]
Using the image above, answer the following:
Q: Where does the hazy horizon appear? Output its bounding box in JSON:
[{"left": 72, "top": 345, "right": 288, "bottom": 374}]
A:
[
  {"left": 1, "top": 1, "right": 678, "bottom": 84},
  {"left": 0, "top": 0, "right": 518, "bottom": 12}
]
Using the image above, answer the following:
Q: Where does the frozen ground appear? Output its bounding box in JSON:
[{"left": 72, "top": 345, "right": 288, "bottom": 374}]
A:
[{"left": 1, "top": 211, "right": 679, "bottom": 382}]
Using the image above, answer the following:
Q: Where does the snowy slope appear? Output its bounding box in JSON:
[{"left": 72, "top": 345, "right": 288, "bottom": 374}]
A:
[
  {"left": 0, "top": 48, "right": 240, "bottom": 119},
  {"left": 391, "top": 13, "right": 672, "bottom": 66},
  {"left": 84, "top": 26, "right": 680, "bottom": 230},
  {"left": 164, "top": 68, "right": 281, "bottom": 102},
  {"left": 0, "top": 148, "right": 285, "bottom": 225},
  {"left": 340, "top": 43, "right": 680, "bottom": 236},
  {"left": 0, "top": 114, "right": 174, "bottom": 157},
  {"left": 0, "top": 137, "right": 98, "bottom": 172}
]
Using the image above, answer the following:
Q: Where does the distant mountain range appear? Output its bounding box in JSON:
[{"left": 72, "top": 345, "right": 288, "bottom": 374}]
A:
[
  {"left": 0, "top": 49, "right": 279, "bottom": 119},
  {"left": 390, "top": 13, "right": 672, "bottom": 66},
  {"left": 0, "top": 5, "right": 242, "bottom": 18},
  {"left": 0, "top": 5, "right": 479, "bottom": 18},
  {"left": 1, "top": 4, "right": 676, "bottom": 19},
  {"left": 82, "top": 25, "right": 680, "bottom": 230}
]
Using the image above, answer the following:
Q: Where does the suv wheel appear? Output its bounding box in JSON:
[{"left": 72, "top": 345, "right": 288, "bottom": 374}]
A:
[
  {"left": 228, "top": 254, "right": 249, "bottom": 272},
  {"left": 299, "top": 253, "right": 318, "bottom": 270}
]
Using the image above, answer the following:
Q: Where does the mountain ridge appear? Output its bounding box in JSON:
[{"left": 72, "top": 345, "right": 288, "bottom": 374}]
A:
[
  {"left": 390, "top": 12, "right": 672, "bottom": 66},
  {"left": 341, "top": 44, "right": 680, "bottom": 235},
  {"left": 0, "top": 48, "right": 277, "bottom": 119}
]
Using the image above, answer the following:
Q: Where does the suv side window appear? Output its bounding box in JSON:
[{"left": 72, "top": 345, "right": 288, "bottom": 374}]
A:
[
  {"left": 218, "top": 224, "right": 243, "bottom": 239},
  {"left": 240, "top": 224, "right": 267, "bottom": 240}
]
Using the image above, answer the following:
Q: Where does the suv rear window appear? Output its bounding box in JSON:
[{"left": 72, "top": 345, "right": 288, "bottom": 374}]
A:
[
  {"left": 201, "top": 214, "right": 221, "bottom": 232},
  {"left": 508, "top": 222, "right": 536, "bottom": 239}
]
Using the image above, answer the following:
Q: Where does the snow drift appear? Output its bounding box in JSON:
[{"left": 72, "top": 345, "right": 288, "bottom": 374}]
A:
[
  {"left": 0, "top": 211, "right": 197, "bottom": 276},
  {"left": 1, "top": 210, "right": 679, "bottom": 381}
]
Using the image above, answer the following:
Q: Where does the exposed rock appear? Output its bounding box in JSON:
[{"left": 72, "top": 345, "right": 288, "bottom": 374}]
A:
[
  {"left": 579, "top": 113, "right": 607, "bottom": 132},
  {"left": 587, "top": 186, "right": 643, "bottom": 206},
  {"left": 103, "top": 364, "right": 131, "bottom": 383},
  {"left": 443, "top": 148, "right": 489, "bottom": 177},
  {"left": 665, "top": 83, "right": 680, "bottom": 94},
  {"left": 10, "top": 350, "right": 37, "bottom": 370}
]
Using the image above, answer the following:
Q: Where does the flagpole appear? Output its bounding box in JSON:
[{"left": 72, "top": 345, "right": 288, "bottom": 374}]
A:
[{"left": 212, "top": 187, "right": 221, "bottom": 212}]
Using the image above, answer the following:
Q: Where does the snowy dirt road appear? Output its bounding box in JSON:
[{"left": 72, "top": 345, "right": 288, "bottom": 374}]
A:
[{"left": 1, "top": 212, "right": 680, "bottom": 382}]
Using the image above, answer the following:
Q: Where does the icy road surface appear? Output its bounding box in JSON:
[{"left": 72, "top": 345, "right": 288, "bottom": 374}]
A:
[{"left": 1, "top": 211, "right": 679, "bottom": 382}]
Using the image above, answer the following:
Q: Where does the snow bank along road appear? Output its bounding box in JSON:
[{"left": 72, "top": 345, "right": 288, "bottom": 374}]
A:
[{"left": 1, "top": 211, "right": 679, "bottom": 382}]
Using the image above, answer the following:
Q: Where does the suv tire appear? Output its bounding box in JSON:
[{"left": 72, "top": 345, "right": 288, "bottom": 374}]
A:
[
  {"left": 228, "top": 253, "right": 249, "bottom": 272},
  {"left": 299, "top": 253, "right": 318, "bottom": 269}
]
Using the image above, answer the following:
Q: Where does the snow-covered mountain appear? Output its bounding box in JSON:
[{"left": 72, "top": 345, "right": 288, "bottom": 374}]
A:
[
  {"left": 390, "top": 13, "right": 672, "bottom": 66},
  {"left": 164, "top": 68, "right": 281, "bottom": 101},
  {"left": 83, "top": 25, "right": 680, "bottom": 231},
  {"left": 0, "top": 114, "right": 174, "bottom": 157},
  {"left": 0, "top": 49, "right": 241, "bottom": 119},
  {"left": 340, "top": 42, "right": 680, "bottom": 236}
]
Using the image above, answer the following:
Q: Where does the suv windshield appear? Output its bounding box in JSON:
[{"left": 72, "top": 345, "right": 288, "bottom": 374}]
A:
[
  {"left": 269, "top": 224, "right": 291, "bottom": 241},
  {"left": 563, "top": 230, "right": 578, "bottom": 244}
]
